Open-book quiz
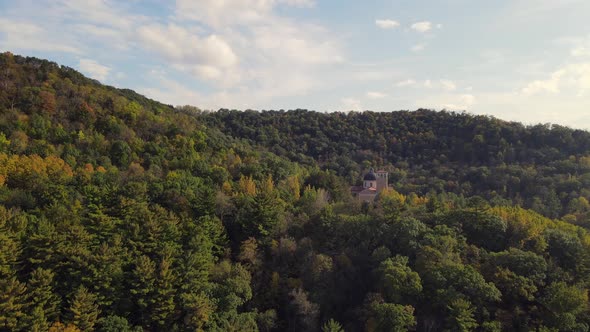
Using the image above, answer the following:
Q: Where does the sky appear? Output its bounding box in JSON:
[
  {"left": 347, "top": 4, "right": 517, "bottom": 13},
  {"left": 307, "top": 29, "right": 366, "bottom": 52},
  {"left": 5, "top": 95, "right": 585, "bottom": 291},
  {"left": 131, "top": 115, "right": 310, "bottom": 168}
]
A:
[{"left": 1, "top": 0, "right": 590, "bottom": 129}]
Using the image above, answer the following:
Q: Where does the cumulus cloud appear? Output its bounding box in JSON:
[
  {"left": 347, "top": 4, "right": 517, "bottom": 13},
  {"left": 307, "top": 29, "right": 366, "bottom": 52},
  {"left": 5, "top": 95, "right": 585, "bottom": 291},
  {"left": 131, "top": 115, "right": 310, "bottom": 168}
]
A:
[
  {"left": 395, "top": 79, "right": 417, "bottom": 87},
  {"left": 572, "top": 48, "right": 590, "bottom": 56},
  {"left": 375, "top": 19, "right": 400, "bottom": 29},
  {"left": 57, "top": 0, "right": 141, "bottom": 29},
  {"left": 367, "top": 91, "right": 387, "bottom": 99},
  {"left": 0, "top": 18, "right": 80, "bottom": 54},
  {"left": 175, "top": 0, "right": 271, "bottom": 26},
  {"left": 520, "top": 35, "right": 590, "bottom": 96},
  {"left": 137, "top": 24, "right": 238, "bottom": 68},
  {"left": 411, "top": 21, "right": 432, "bottom": 33},
  {"left": 445, "top": 94, "right": 476, "bottom": 109},
  {"left": 136, "top": 24, "right": 240, "bottom": 84},
  {"left": 279, "top": 0, "right": 316, "bottom": 7},
  {"left": 522, "top": 63, "right": 590, "bottom": 96},
  {"left": 440, "top": 79, "right": 457, "bottom": 91},
  {"left": 174, "top": 0, "right": 315, "bottom": 27},
  {"left": 78, "top": 59, "right": 111, "bottom": 81},
  {"left": 341, "top": 97, "right": 363, "bottom": 111},
  {"left": 252, "top": 24, "right": 343, "bottom": 65},
  {"left": 395, "top": 78, "right": 458, "bottom": 91},
  {"left": 168, "top": 0, "right": 343, "bottom": 95},
  {"left": 416, "top": 93, "right": 476, "bottom": 110},
  {"left": 521, "top": 73, "right": 562, "bottom": 95}
]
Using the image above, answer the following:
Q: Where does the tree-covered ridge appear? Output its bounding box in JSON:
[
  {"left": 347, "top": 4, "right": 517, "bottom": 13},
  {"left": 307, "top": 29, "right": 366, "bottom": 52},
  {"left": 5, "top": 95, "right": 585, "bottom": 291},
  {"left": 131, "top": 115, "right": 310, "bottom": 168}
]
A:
[
  {"left": 200, "top": 109, "right": 590, "bottom": 224},
  {"left": 0, "top": 52, "right": 589, "bottom": 331}
]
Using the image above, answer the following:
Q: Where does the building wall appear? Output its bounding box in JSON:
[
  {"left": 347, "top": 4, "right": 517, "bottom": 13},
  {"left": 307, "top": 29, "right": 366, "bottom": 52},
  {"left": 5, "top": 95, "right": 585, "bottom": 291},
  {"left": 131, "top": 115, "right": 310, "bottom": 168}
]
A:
[
  {"left": 376, "top": 171, "right": 388, "bottom": 192},
  {"left": 364, "top": 180, "right": 377, "bottom": 189},
  {"left": 359, "top": 192, "right": 377, "bottom": 201}
]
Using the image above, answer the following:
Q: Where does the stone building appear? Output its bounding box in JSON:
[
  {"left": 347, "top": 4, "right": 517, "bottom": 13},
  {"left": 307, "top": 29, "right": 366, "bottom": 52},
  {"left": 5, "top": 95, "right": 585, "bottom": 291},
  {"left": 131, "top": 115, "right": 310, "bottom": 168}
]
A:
[{"left": 350, "top": 168, "right": 389, "bottom": 201}]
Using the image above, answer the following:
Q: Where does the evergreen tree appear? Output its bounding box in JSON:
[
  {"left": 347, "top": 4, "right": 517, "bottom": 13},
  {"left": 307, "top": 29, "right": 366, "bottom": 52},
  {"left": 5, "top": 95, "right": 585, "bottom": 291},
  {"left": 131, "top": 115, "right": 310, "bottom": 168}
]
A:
[
  {"left": 67, "top": 286, "right": 100, "bottom": 332},
  {"left": 0, "top": 277, "right": 27, "bottom": 331},
  {"left": 26, "top": 267, "right": 61, "bottom": 323},
  {"left": 322, "top": 318, "right": 344, "bottom": 332}
]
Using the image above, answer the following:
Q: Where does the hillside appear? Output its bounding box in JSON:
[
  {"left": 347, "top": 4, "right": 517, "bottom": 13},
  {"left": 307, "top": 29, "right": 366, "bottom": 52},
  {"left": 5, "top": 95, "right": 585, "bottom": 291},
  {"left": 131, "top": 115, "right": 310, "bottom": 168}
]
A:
[
  {"left": 199, "top": 109, "right": 590, "bottom": 224},
  {"left": 0, "top": 52, "right": 589, "bottom": 332}
]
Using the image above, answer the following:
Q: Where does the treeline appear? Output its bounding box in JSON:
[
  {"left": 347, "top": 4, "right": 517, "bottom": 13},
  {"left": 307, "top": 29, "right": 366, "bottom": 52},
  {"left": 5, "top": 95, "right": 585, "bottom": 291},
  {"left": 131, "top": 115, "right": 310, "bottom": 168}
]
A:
[
  {"left": 199, "top": 109, "right": 590, "bottom": 226},
  {"left": 0, "top": 52, "right": 589, "bottom": 331}
]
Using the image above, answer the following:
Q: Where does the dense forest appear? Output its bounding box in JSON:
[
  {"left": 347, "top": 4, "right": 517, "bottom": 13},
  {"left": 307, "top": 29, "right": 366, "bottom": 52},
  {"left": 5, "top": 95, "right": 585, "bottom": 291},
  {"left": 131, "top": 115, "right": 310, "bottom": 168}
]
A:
[
  {"left": 198, "top": 109, "right": 590, "bottom": 224},
  {"left": 0, "top": 52, "right": 589, "bottom": 332}
]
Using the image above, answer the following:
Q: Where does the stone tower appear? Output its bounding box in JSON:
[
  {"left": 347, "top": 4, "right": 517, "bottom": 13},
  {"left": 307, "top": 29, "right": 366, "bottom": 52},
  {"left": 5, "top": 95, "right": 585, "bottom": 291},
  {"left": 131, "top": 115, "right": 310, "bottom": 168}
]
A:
[{"left": 375, "top": 170, "right": 388, "bottom": 192}]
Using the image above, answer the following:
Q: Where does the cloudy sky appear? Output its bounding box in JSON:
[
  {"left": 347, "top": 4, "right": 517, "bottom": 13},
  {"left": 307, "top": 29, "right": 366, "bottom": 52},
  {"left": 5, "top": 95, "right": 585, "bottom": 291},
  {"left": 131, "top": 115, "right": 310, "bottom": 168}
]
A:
[{"left": 1, "top": 0, "right": 589, "bottom": 129}]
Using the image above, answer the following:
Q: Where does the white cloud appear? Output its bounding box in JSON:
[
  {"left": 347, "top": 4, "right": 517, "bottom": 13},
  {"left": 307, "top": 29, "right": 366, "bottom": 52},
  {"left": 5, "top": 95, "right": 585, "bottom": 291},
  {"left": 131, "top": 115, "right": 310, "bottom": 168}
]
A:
[
  {"left": 175, "top": 0, "right": 269, "bottom": 26},
  {"left": 396, "top": 79, "right": 417, "bottom": 87},
  {"left": 279, "top": 0, "right": 316, "bottom": 7},
  {"left": 57, "top": 0, "right": 141, "bottom": 29},
  {"left": 522, "top": 74, "right": 562, "bottom": 95},
  {"left": 73, "top": 24, "right": 128, "bottom": 50},
  {"left": 367, "top": 91, "right": 387, "bottom": 99},
  {"left": 395, "top": 78, "right": 458, "bottom": 91},
  {"left": 375, "top": 19, "right": 400, "bottom": 29},
  {"left": 522, "top": 63, "right": 590, "bottom": 96},
  {"left": 252, "top": 24, "right": 343, "bottom": 65},
  {"left": 79, "top": 59, "right": 111, "bottom": 81},
  {"left": 417, "top": 93, "right": 476, "bottom": 110},
  {"left": 0, "top": 18, "right": 80, "bottom": 54},
  {"left": 446, "top": 94, "right": 476, "bottom": 109},
  {"left": 572, "top": 46, "right": 590, "bottom": 57},
  {"left": 341, "top": 97, "right": 363, "bottom": 111},
  {"left": 174, "top": 0, "right": 314, "bottom": 27},
  {"left": 411, "top": 43, "right": 426, "bottom": 52},
  {"left": 411, "top": 21, "right": 432, "bottom": 33},
  {"left": 168, "top": 0, "right": 343, "bottom": 96},
  {"left": 137, "top": 24, "right": 237, "bottom": 68},
  {"left": 136, "top": 24, "right": 241, "bottom": 85},
  {"left": 440, "top": 79, "right": 457, "bottom": 91}
]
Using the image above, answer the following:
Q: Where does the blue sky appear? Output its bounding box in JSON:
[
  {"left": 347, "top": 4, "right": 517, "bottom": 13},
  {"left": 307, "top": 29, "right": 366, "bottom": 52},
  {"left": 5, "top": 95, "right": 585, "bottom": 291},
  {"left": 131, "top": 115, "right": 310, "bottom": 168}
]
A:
[{"left": 1, "top": 0, "right": 589, "bottom": 129}]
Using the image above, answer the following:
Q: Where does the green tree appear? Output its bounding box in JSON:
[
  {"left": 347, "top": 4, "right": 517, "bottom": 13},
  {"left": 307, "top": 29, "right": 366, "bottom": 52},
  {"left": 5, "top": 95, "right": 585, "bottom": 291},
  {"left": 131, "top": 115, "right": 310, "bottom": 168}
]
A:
[
  {"left": 0, "top": 277, "right": 27, "bottom": 331},
  {"left": 96, "top": 316, "right": 142, "bottom": 332},
  {"left": 374, "top": 256, "right": 422, "bottom": 304},
  {"left": 540, "top": 282, "right": 588, "bottom": 330},
  {"left": 25, "top": 305, "right": 49, "bottom": 332},
  {"left": 446, "top": 299, "right": 478, "bottom": 332},
  {"left": 26, "top": 268, "right": 61, "bottom": 323},
  {"left": 322, "top": 318, "right": 344, "bottom": 332},
  {"left": 367, "top": 302, "right": 416, "bottom": 332},
  {"left": 67, "top": 286, "right": 100, "bottom": 332}
]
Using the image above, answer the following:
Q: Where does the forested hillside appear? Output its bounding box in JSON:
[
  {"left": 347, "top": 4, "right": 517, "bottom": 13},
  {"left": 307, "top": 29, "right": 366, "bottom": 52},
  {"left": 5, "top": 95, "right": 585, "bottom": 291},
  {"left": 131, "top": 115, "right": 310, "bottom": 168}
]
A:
[
  {"left": 1, "top": 52, "right": 590, "bottom": 332},
  {"left": 200, "top": 109, "right": 590, "bottom": 224}
]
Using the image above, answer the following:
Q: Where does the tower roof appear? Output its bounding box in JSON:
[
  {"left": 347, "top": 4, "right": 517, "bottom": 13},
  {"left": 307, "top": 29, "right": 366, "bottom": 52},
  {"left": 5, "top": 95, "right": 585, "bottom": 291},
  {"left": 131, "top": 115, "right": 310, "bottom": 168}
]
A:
[{"left": 363, "top": 168, "right": 377, "bottom": 181}]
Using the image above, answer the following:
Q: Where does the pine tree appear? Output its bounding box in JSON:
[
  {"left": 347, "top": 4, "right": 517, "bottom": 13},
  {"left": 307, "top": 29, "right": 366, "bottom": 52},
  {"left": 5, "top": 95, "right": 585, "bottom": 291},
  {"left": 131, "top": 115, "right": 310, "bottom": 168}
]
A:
[
  {"left": 26, "top": 267, "right": 61, "bottom": 322},
  {"left": 67, "top": 286, "right": 100, "bottom": 332},
  {"left": 25, "top": 305, "right": 49, "bottom": 332},
  {"left": 322, "top": 318, "right": 344, "bottom": 332},
  {"left": 129, "top": 255, "right": 156, "bottom": 326},
  {"left": 0, "top": 277, "right": 27, "bottom": 331},
  {"left": 150, "top": 250, "right": 178, "bottom": 329}
]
